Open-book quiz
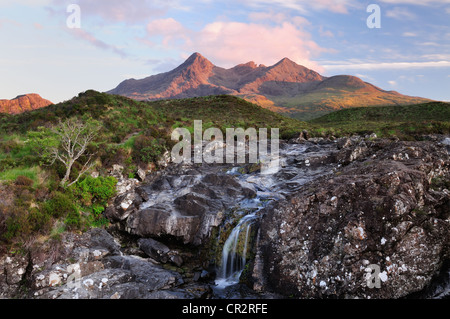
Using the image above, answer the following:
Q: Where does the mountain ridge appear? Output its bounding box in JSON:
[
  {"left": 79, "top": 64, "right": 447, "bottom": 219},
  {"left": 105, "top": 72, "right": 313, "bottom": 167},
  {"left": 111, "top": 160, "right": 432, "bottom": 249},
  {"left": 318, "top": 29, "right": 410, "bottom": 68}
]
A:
[{"left": 108, "top": 52, "right": 431, "bottom": 120}]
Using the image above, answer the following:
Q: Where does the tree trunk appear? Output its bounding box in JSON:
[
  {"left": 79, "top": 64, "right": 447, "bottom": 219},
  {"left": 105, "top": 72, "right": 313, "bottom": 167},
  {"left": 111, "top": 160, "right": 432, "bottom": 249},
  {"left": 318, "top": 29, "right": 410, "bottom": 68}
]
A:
[{"left": 60, "top": 162, "right": 73, "bottom": 187}]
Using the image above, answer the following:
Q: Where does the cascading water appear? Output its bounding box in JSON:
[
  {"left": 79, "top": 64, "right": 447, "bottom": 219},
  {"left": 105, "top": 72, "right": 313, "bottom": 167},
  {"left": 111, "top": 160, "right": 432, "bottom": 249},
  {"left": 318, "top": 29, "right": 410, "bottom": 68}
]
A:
[
  {"left": 212, "top": 142, "right": 331, "bottom": 293},
  {"left": 215, "top": 213, "right": 259, "bottom": 288}
]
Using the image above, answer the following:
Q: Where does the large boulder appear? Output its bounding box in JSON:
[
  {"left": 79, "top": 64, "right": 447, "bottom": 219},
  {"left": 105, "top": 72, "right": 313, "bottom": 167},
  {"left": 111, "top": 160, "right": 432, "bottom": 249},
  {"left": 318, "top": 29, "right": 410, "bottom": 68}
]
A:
[
  {"left": 107, "top": 164, "right": 257, "bottom": 245},
  {"left": 252, "top": 140, "right": 450, "bottom": 298}
]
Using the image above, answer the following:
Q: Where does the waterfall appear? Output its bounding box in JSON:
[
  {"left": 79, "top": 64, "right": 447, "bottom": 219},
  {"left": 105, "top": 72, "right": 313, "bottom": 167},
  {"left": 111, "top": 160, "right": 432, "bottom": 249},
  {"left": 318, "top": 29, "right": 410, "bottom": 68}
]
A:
[{"left": 215, "top": 213, "right": 259, "bottom": 288}]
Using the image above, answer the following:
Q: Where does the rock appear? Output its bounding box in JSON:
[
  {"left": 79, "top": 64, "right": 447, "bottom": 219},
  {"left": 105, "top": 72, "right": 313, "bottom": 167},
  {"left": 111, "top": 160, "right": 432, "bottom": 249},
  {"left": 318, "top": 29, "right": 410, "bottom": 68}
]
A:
[
  {"left": 115, "top": 178, "right": 139, "bottom": 196},
  {"left": 136, "top": 167, "right": 146, "bottom": 181},
  {"left": 111, "top": 167, "right": 258, "bottom": 245},
  {"left": 442, "top": 137, "right": 450, "bottom": 146},
  {"left": 0, "top": 254, "right": 30, "bottom": 298},
  {"left": 91, "top": 171, "right": 99, "bottom": 178},
  {"left": 25, "top": 229, "right": 188, "bottom": 299},
  {"left": 336, "top": 137, "right": 352, "bottom": 149},
  {"left": 252, "top": 139, "right": 450, "bottom": 298},
  {"left": 110, "top": 165, "right": 124, "bottom": 180},
  {"left": 85, "top": 228, "right": 122, "bottom": 256},
  {"left": 138, "top": 238, "right": 170, "bottom": 263},
  {"left": 169, "top": 254, "right": 184, "bottom": 267},
  {"left": 3, "top": 255, "right": 29, "bottom": 286},
  {"left": 288, "top": 130, "right": 310, "bottom": 144},
  {"left": 157, "top": 151, "right": 171, "bottom": 168},
  {"left": 104, "top": 255, "right": 184, "bottom": 291},
  {"left": 104, "top": 191, "right": 143, "bottom": 222}
]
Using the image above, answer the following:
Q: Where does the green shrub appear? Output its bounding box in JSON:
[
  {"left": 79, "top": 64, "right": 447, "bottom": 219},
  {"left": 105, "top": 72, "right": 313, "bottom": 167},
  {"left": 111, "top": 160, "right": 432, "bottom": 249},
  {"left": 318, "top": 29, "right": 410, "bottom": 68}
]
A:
[
  {"left": 2, "top": 207, "right": 34, "bottom": 242},
  {"left": 27, "top": 207, "right": 52, "bottom": 233},
  {"left": 70, "top": 176, "right": 117, "bottom": 226},
  {"left": 64, "top": 208, "right": 82, "bottom": 230},
  {"left": 132, "top": 135, "right": 166, "bottom": 166},
  {"left": 0, "top": 139, "right": 20, "bottom": 153},
  {"left": 41, "top": 192, "right": 77, "bottom": 218},
  {"left": 100, "top": 145, "right": 129, "bottom": 168},
  {"left": 71, "top": 176, "right": 117, "bottom": 207}
]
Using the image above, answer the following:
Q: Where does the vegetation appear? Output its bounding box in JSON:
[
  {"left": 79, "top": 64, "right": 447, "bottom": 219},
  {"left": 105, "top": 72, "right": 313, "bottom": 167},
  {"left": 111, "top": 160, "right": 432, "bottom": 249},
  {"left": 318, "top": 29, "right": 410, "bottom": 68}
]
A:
[
  {"left": 309, "top": 101, "right": 450, "bottom": 138},
  {"left": 0, "top": 90, "right": 448, "bottom": 251}
]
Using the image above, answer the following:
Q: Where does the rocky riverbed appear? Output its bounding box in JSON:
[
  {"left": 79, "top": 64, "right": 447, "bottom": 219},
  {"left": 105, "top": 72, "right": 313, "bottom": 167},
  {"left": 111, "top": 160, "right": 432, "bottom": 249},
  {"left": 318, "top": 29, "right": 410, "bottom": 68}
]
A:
[{"left": 1, "top": 135, "right": 449, "bottom": 299}]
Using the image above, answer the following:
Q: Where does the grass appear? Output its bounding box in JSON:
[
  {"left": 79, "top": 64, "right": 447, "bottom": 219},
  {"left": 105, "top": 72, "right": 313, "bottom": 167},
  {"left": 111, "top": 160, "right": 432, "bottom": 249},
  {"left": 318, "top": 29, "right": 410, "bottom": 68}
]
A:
[{"left": 0, "top": 166, "right": 41, "bottom": 186}]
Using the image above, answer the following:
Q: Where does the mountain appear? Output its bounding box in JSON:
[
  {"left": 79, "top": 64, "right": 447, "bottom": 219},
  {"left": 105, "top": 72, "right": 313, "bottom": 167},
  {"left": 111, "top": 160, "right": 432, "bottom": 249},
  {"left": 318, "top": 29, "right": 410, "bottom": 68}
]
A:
[
  {"left": 108, "top": 52, "right": 431, "bottom": 120},
  {"left": 0, "top": 94, "right": 53, "bottom": 115}
]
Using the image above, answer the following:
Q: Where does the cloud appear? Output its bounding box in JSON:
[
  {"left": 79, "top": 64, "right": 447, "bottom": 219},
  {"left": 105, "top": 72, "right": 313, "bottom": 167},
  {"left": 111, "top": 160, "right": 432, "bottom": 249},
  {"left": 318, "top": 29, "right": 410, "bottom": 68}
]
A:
[
  {"left": 421, "top": 53, "right": 450, "bottom": 60},
  {"left": 388, "top": 80, "right": 397, "bottom": 86},
  {"left": 402, "top": 32, "right": 417, "bottom": 37},
  {"left": 51, "top": 0, "right": 174, "bottom": 24},
  {"left": 146, "top": 18, "right": 189, "bottom": 46},
  {"left": 0, "top": 0, "right": 52, "bottom": 6},
  {"left": 0, "top": 18, "right": 21, "bottom": 28},
  {"left": 146, "top": 18, "right": 329, "bottom": 70},
  {"left": 323, "top": 61, "right": 450, "bottom": 71},
  {"left": 386, "top": 7, "right": 417, "bottom": 20},
  {"left": 319, "top": 26, "right": 334, "bottom": 38},
  {"left": 418, "top": 41, "right": 441, "bottom": 46},
  {"left": 379, "top": 0, "right": 450, "bottom": 5},
  {"left": 69, "top": 29, "right": 128, "bottom": 58},
  {"left": 33, "top": 23, "right": 44, "bottom": 30},
  {"left": 242, "top": 0, "right": 354, "bottom": 14},
  {"left": 248, "top": 11, "right": 310, "bottom": 26}
]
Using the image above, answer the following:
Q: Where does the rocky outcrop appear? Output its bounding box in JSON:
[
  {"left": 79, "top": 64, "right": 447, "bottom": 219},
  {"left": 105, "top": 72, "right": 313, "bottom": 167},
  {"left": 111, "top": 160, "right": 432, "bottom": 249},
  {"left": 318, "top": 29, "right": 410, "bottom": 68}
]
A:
[
  {"left": 0, "top": 228, "right": 212, "bottom": 299},
  {"left": 2, "top": 136, "right": 448, "bottom": 300},
  {"left": 252, "top": 138, "right": 450, "bottom": 298},
  {"left": 106, "top": 163, "right": 258, "bottom": 245},
  {"left": 0, "top": 94, "right": 52, "bottom": 114}
]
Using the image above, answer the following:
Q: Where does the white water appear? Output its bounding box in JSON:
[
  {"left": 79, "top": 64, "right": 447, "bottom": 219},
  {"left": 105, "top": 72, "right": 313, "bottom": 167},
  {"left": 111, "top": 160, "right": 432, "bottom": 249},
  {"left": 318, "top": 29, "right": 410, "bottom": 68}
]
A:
[
  {"left": 215, "top": 144, "right": 309, "bottom": 289},
  {"left": 215, "top": 213, "right": 259, "bottom": 289}
]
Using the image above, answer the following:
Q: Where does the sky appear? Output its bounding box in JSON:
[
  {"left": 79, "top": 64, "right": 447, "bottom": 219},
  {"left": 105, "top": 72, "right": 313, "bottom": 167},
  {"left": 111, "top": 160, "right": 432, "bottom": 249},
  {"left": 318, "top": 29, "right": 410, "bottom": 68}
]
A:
[{"left": 0, "top": 0, "right": 449, "bottom": 103}]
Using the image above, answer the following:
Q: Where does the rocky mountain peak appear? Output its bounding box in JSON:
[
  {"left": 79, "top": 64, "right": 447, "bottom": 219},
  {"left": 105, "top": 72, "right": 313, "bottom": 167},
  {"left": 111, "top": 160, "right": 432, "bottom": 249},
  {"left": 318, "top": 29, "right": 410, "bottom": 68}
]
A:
[
  {"left": 180, "top": 52, "right": 214, "bottom": 72},
  {"left": 0, "top": 93, "right": 53, "bottom": 114}
]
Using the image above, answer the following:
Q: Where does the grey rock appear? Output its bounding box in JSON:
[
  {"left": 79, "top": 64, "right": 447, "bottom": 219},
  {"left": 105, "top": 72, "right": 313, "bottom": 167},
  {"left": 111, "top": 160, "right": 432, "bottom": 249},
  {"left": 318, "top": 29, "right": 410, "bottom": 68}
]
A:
[
  {"left": 253, "top": 139, "right": 450, "bottom": 299},
  {"left": 104, "top": 255, "right": 184, "bottom": 290},
  {"left": 138, "top": 238, "right": 170, "bottom": 263}
]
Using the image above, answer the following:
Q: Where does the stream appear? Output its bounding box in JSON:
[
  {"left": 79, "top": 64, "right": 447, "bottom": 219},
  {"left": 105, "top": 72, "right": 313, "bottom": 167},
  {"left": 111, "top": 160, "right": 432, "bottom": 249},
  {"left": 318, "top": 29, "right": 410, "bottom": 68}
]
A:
[{"left": 208, "top": 141, "right": 338, "bottom": 298}]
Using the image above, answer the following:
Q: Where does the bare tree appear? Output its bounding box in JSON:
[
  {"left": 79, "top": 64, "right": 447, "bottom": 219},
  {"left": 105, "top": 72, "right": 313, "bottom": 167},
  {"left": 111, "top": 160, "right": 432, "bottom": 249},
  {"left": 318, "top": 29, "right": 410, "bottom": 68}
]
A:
[{"left": 48, "top": 118, "right": 98, "bottom": 187}]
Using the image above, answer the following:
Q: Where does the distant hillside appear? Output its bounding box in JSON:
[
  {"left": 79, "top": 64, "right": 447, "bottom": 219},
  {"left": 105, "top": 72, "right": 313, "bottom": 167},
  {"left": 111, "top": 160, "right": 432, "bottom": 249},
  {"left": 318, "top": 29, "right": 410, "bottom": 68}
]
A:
[
  {"left": 0, "top": 94, "right": 53, "bottom": 114},
  {"left": 108, "top": 52, "right": 431, "bottom": 120},
  {"left": 310, "top": 101, "right": 450, "bottom": 138},
  {"left": 0, "top": 91, "right": 304, "bottom": 140}
]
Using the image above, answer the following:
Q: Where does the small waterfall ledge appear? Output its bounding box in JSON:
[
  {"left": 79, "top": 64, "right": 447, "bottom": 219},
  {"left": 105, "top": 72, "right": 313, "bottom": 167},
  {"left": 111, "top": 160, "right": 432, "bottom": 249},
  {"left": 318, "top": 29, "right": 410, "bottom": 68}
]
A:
[{"left": 215, "top": 213, "right": 259, "bottom": 288}]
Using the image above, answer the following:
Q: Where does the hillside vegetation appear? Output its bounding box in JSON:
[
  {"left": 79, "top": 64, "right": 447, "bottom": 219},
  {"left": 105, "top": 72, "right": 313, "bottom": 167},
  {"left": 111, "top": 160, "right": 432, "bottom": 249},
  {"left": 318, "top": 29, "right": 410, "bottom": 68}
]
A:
[
  {"left": 310, "top": 101, "right": 450, "bottom": 139},
  {"left": 0, "top": 91, "right": 448, "bottom": 254}
]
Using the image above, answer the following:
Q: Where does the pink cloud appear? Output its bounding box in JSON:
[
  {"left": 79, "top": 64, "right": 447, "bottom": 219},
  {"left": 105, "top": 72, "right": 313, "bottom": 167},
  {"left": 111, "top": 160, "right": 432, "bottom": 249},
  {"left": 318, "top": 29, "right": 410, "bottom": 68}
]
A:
[
  {"left": 147, "top": 19, "right": 329, "bottom": 71},
  {"left": 195, "top": 21, "right": 326, "bottom": 70},
  {"left": 147, "top": 18, "right": 190, "bottom": 46}
]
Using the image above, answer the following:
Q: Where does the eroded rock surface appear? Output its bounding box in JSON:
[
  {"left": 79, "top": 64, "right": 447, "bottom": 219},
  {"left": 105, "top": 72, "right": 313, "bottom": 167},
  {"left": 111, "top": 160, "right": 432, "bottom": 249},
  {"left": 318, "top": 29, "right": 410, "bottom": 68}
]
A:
[{"left": 252, "top": 139, "right": 450, "bottom": 298}]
